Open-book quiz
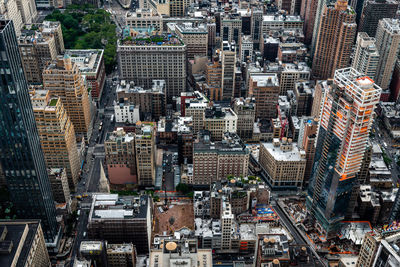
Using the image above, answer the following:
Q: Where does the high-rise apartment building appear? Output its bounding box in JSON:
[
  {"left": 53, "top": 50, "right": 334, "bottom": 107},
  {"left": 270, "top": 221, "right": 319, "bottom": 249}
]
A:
[
  {"left": 40, "top": 21, "right": 65, "bottom": 55},
  {"left": 221, "top": 41, "right": 236, "bottom": 101},
  {"left": 135, "top": 122, "right": 156, "bottom": 186},
  {"left": 312, "top": 0, "right": 356, "bottom": 80},
  {"left": 249, "top": 73, "right": 280, "bottom": 120},
  {"left": 65, "top": 49, "right": 106, "bottom": 101},
  {"left": 307, "top": 68, "right": 381, "bottom": 239},
  {"left": 358, "top": 0, "right": 399, "bottom": 38},
  {"left": 301, "top": 0, "right": 318, "bottom": 44},
  {"left": 352, "top": 32, "right": 380, "bottom": 80},
  {"left": 233, "top": 98, "right": 256, "bottom": 141},
  {"left": 117, "top": 34, "right": 186, "bottom": 103},
  {"left": 0, "top": 0, "right": 23, "bottom": 36},
  {"left": 193, "top": 133, "right": 249, "bottom": 186},
  {"left": 0, "top": 20, "right": 58, "bottom": 243},
  {"left": 174, "top": 23, "right": 208, "bottom": 60},
  {"left": 30, "top": 89, "right": 80, "bottom": 190},
  {"left": 43, "top": 56, "right": 92, "bottom": 139},
  {"left": 375, "top": 18, "right": 400, "bottom": 90},
  {"left": 16, "top": 0, "right": 36, "bottom": 25},
  {"left": 19, "top": 29, "right": 58, "bottom": 84}
]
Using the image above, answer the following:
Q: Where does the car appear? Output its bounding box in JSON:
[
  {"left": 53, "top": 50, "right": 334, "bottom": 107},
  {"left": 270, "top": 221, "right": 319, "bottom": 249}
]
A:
[{"left": 83, "top": 232, "right": 87, "bottom": 238}]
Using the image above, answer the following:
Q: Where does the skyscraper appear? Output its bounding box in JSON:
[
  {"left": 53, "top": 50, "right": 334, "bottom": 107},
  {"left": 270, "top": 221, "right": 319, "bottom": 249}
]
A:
[
  {"left": 301, "top": 0, "right": 319, "bottom": 44},
  {"left": 0, "top": 20, "right": 58, "bottom": 242},
  {"left": 221, "top": 41, "right": 236, "bottom": 101},
  {"left": 358, "top": 0, "right": 399, "bottom": 38},
  {"left": 30, "top": 89, "right": 80, "bottom": 190},
  {"left": 43, "top": 56, "right": 92, "bottom": 139},
  {"left": 307, "top": 68, "right": 381, "bottom": 239},
  {"left": 312, "top": 0, "right": 356, "bottom": 80},
  {"left": 352, "top": 32, "right": 380, "bottom": 80},
  {"left": 375, "top": 18, "right": 400, "bottom": 90}
]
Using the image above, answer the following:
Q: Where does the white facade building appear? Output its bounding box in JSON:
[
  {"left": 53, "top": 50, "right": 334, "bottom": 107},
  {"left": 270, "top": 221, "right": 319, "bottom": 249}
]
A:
[{"left": 114, "top": 101, "right": 140, "bottom": 124}]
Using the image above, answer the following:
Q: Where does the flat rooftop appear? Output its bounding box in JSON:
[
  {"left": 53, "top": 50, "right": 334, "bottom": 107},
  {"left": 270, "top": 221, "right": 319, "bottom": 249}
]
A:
[
  {"left": 261, "top": 142, "right": 305, "bottom": 162},
  {"left": 65, "top": 49, "right": 104, "bottom": 74},
  {"left": 89, "top": 194, "right": 148, "bottom": 221},
  {"left": 120, "top": 34, "right": 184, "bottom": 46}
]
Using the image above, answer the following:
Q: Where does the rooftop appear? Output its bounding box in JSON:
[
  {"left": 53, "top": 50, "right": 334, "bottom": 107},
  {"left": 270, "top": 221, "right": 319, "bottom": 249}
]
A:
[
  {"left": 116, "top": 80, "right": 165, "bottom": 94},
  {"left": 175, "top": 22, "right": 208, "bottom": 34},
  {"left": 250, "top": 73, "right": 280, "bottom": 87},
  {"left": 107, "top": 243, "right": 134, "bottom": 253},
  {"left": 0, "top": 221, "right": 41, "bottom": 267},
  {"left": 204, "top": 106, "right": 237, "bottom": 120},
  {"left": 80, "top": 241, "right": 103, "bottom": 252},
  {"left": 120, "top": 34, "right": 184, "bottom": 46},
  {"left": 261, "top": 139, "right": 306, "bottom": 162},
  {"left": 195, "top": 132, "right": 249, "bottom": 154},
  {"left": 105, "top": 128, "right": 135, "bottom": 143},
  {"left": 64, "top": 49, "right": 104, "bottom": 74},
  {"left": 89, "top": 194, "right": 149, "bottom": 221}
]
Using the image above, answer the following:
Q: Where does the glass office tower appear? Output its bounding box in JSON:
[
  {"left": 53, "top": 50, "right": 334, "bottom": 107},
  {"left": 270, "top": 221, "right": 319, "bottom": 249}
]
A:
[
  {"left": 307, "top": 68, "right": 381, "bottom": 239},
  {"left": 0, "top": 20, "right": 58, "bottom": 242}
]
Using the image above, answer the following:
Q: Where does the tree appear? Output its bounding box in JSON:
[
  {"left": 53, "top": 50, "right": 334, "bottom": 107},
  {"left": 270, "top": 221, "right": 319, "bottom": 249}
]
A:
[{"left": 176, "top": 183, "right": 189, "bottom": 194}]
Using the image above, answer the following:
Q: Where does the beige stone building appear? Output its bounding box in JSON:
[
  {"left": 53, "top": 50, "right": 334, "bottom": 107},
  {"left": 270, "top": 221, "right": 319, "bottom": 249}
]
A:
[
  {"left": 259, "top": 138, "right": 306, "bottom": 189},
  {"left": 30, "top": 89, "right": 80, "bottom": 190},
  {"left": 19, "top": 30, "right": 58, "bottom": 84},
  {"left": 117, "top": 34, "right": 186, "bottom": 103},
  {"left": 203, "top": 106, "right": 237, "bottom": 141},
  {"left": 174, "top": 23, "right": 208, "bottom": 60},
  {"left": 126, "top": 8, "right": 162, "bottom": 32},
  {"left": 193, "top": 133, "right": 249, "bottom": 185},
  {"left": 0, "top": 221, "right": 51, "bottom": 267},
  {"left": 135, "top": 122, "right": 156, "bottom": 186},
  {"left": 43, "top": 57, "right": 92, "bottom": 139},
  {"left": 40, "top": 21, "right": 65, "bottom": 54}
]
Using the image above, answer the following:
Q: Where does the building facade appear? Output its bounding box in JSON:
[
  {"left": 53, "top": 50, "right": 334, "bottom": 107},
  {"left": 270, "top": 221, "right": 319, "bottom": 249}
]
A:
[
  {"left": 30, "top": 89, "right": 80, "bottom": 190},
  {"left": 311, "top": 0, "right": 356, "bottom": 80},
  {"left": 43, "top": 56, "right": 92, "bottom": 139},
  {"left": 307, "top": 68, "right": 381, "bottom": 239},
  {"left": 193, "top": 133, "right": 249, "bottom": 186},
  {"left": 375, "top": 18, "right": 400, "bottom": 90},
  {"left": 117, "top": 34, "right": 186, "bottom": 103},
  {"left": 352, "top": 32, "right": 380, "bottom": 80},
  {"left": 249, "top": 73, "right": 280, "bottom": 120},
  {"left": 0, "top": 20, "right": 58, "bottom": 243}
]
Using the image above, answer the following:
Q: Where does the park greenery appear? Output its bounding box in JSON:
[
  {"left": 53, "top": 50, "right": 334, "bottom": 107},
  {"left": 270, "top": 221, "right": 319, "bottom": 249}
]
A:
[{"left": 45, "top": 5, "right": 117, "bottom": 73}]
